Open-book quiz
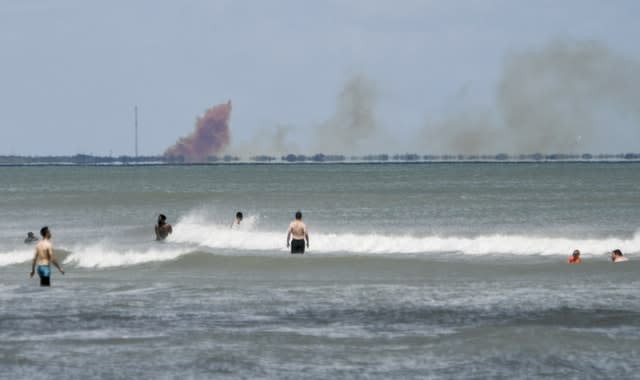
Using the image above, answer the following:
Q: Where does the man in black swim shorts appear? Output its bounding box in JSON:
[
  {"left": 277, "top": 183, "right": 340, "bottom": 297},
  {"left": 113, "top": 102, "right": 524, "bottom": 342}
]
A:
[{"left": 286, "top": 211, "right": 309, "bottom": 254}]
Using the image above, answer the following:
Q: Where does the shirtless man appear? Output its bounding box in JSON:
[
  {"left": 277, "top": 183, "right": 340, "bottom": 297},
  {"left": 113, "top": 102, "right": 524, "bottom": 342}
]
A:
[
  {"left": 611, "top": 249, "right": 628, "bottom": 263},
  {"left": 287, "top": 211, "right": 309, "bottom": 254},
  {"left": 155, "top": 214, "right": 173, "bottom": 241},
  {"left": 29, "top": 226, "right": 64, "bottom": 287}
]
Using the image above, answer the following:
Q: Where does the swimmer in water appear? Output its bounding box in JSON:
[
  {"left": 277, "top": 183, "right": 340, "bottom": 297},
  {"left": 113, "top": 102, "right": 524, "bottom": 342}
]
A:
[
  {"left": 155, "top": 214, "right": 173, "bottom": 241},
  {"left": 29, "top": 226, "right": 64, "bottom": 287},
  {"left": 286, "top": 211, "right": 309, "bottom": 254},
  {"left": 567, "top": 249, "right": 582, "bottom": 264},
  {"left": 231, "top": 211, "right": 243, "bottom": 228},
  {"left": 611, "top": 249, "right": 628, "bottom": 263},
  {"left": 24, "top": 231, "right": 39, "bottom": 244}
]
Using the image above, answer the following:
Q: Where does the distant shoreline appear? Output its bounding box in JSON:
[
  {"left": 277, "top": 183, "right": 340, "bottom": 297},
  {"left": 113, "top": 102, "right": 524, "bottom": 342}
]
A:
[{"left": 1, "top": 154, "right": 640, "bottom": 167}]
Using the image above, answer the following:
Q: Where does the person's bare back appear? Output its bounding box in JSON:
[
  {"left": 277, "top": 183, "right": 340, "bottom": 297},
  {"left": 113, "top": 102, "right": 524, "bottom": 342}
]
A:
[
  {"left": 30, "top": 227, "right": 64, "bottom": 286},
  {"left": 155, "top": 214, "right": 173, "bottom": 241},
  {"left": 34, "top": 239, "right": 53, "bottom": 265},
  {"left": 288, "top": 220, "right": 307, "bottom": 240},
  {"left": 287, "top": 211, "right": 309, "bottom": 254}
]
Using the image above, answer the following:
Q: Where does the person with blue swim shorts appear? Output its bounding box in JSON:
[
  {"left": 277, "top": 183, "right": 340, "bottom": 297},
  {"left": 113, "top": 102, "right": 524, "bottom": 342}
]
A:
[{"left": 29, "top": 227, "right": 65, "bottom": 287}]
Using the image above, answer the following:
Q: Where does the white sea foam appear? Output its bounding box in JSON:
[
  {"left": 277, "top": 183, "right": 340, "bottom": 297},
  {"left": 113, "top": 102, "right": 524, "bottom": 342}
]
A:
[
  {"left": 202, "top": 230, "right": 639, "bottom": 256},
  {"left": 63, "top": 243, "right": 193, "bottom": 268},
  {"left": 171, "top": 216, "right": 640, "bottom": 257},
  {"left": 1, "top": 218, "right": 638, "bottom": 268},
  {"left": 0, "top": 248, "right": 34, "bottom": 266}
]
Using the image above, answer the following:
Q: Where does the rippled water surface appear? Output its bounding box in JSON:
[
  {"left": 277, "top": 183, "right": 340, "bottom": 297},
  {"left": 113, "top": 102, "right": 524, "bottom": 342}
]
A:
[{"left": 1, "top": 164, "right": 639, "bottom": 379}]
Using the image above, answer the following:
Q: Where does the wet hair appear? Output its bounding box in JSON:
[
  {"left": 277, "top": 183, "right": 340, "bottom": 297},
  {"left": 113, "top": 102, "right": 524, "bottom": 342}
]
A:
[
  {"left": 236, "top": 212, "right": 243, "bottom": 220},
  {"left": 40, "top": 226, "right": 49, "bottom": 238},
  {"left": 27, "top": 232, "right": 35, "bottom": 237},
  {"left": 159, "top": 214, "right": 167, "bottom": 221},
  {"left": 295, "top": 211, "right": 302, "bottom": 220},
  {"left": 613, "top": 249, "right": 623, "bottom": 256},
  {"left": 573, "top": 250, "right": 580, "bottom": 256}
]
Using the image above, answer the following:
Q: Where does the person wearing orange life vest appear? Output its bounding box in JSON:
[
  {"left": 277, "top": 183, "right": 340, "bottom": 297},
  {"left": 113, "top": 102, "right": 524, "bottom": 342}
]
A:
[{"left": 567, "top": 249, "right": 582, "bottom": 264}]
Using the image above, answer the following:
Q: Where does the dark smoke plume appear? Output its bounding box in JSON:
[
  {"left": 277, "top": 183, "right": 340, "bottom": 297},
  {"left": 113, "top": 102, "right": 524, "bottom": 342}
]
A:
[
  {"left": 231, "top": 75, "right": 379, "bottom": 156},
  {"left": 315, "top": 74, "right": 378, "bottom": 153},
  {"left": 425, "top": 107, "right": 499, "bottom": 154},
  {"left": 424, "top": 39, "right": 640, "bottom": 154},
  {"left": 240, "top": 125, "right": 296, "bottom": 155},
  {"left": 164, "top": 101, "right": 232, "bottom": 162},
  {"left": 499, "top": 39, "right": 640, "bottom": 152}
]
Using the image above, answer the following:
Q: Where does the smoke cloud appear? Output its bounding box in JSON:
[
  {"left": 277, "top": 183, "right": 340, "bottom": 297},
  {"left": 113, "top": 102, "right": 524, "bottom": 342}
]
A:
[
  {"left": 418, "top": 91, "right": 504, "bottom": 154},
  {"left": 424, "top": 39, "right": 640, "bottom": 154},
  {"left": 230, "top": 75, "right": 379, "bottom": 156},
  {"left": 164, "top": 101, "right": 232, "bottom": 161},
  {"left": 314, "top": 74, "right": 378, "bottom": 153},
  {"left": 225, "top": 122, "right": 300, "bottom": 158},
  {"left": 253, "top": 126, "right": 296, "bottom": 155}
]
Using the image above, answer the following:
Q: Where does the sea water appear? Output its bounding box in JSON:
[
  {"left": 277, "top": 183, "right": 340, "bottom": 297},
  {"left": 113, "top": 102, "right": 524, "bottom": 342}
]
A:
[{"left": 1, "top": 163, "right": 639, "bottom": 379}]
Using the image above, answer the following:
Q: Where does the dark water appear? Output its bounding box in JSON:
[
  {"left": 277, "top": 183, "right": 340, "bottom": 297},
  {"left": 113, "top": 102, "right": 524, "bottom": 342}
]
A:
[{"left": 1, "top": 164, "right": 639, "bottom": 379}]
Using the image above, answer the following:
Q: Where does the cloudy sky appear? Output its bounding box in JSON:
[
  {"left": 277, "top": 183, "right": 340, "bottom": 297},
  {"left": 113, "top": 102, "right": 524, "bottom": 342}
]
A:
[{"left": 1, "top": 0, "right": 639, "bottom": 156}]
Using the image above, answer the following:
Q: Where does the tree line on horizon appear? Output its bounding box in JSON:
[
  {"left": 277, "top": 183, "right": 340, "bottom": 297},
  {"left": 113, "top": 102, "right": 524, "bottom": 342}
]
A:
[{"left": 1, "top": 152, "right": 640, "bottom": 165}]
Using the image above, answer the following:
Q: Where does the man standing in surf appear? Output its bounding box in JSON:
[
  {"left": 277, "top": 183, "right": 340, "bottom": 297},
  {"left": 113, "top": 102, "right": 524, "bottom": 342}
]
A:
[
  {"left": 287, "top": 211, "right": 309, "bottom": 254},
  {"left": 29, "top": 226, "right": 65, "bottom": 286}
]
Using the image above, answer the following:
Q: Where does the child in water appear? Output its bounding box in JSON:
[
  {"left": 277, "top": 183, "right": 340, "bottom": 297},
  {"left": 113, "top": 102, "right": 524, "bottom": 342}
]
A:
[
  {"left": 231, "top": 211, "right": 243, "bottom": 228},
  {"left": 567, "top": 249, "right": 581, "bottom": 264}
]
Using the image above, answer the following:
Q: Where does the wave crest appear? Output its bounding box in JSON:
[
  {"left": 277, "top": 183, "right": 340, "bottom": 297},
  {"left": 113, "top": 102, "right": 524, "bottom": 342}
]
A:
[{"left": 1, "top": 219, "right": 637, "bottom": 269}]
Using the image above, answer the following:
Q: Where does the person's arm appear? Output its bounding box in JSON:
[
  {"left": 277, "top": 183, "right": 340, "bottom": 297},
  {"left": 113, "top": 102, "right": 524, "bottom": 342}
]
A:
[
  {"left": 30, "top": 250, "right": 37, "bottom": 278},
  {"left": 286, "top": 225, "right": 292, "bottom": 248},
  {"left": 304, "top": 226, "right": 309, "bottom": 248},
  {"left": 168, "top": 224, "right": 173, "bottom": 235},
  {"left": 155, "top": 225, "right": 160, "bottom": 240},
  {"left": 50, "top": 248, "right": 64, "bottom": 275}
]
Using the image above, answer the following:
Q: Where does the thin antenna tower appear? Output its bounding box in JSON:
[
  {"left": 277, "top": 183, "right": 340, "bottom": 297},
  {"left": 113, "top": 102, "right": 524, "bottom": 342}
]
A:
[{"left": 134, "top": 105, "right": 139, "bottom": 157}]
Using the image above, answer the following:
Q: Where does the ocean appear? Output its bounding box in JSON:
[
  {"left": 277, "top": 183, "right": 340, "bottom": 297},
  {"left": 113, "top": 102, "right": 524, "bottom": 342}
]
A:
[{"left": 1, "top": 163, "right": 639, "bottom": 379}]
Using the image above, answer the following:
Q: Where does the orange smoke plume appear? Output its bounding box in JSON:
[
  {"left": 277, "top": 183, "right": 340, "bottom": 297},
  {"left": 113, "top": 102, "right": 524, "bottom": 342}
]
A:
[{"left": 164, "top": 100, "right": 232, "bottom": 162}]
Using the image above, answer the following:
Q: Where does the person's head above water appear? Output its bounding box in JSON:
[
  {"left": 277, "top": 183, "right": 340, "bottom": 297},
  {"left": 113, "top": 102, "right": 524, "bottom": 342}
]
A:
[
  {"left": 236, "top": 212, "right": 243, "bottom": 221},
  {"left": 295, "top": 211, "right": 302, "bottom": 220},
  {"left": 612, "top": 249, "right": 623, "bottom": 257},
  {"left": 27, "top": 232, "right": 35, "bottom": 238},
  {"left": 158, "top": 214, "right": 167, "bottom": 225},
  {"left": 567, "top": 249, "right": 582, "bottom": 264},
  {"left": 40, "top": 226, "right": 50, "bottom": 239}
]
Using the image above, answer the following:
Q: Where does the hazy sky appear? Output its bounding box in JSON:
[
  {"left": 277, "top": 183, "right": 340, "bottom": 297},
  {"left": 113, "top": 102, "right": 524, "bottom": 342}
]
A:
[{"left": 1, "top": 0, "right": 639, "bottom": 156}]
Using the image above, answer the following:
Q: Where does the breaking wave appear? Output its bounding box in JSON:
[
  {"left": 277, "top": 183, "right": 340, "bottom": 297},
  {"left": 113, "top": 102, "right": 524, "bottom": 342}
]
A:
[{"left": 1, "top": 215, "right": 637, "bottom": 268}]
